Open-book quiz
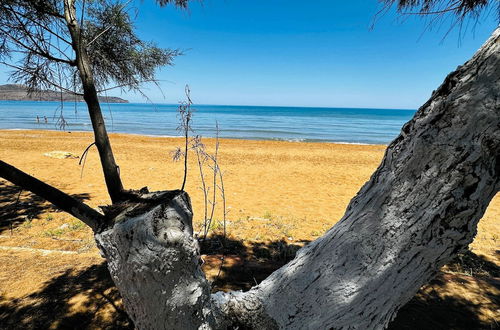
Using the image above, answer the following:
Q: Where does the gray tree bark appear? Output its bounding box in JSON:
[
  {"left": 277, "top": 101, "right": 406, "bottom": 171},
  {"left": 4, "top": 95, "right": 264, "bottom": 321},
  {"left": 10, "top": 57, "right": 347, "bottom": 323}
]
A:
[
  {"left": 95, "top": 191, "right": 217, "bottom": 329},
  {"left": 95, "top": 27, "right": 500, "bottom": 329}
]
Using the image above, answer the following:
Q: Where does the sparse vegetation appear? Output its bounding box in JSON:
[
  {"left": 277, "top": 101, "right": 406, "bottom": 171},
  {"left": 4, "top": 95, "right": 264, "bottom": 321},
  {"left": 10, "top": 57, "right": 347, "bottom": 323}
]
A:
[
  {"left": 43, "top": 228, "right": 65, "bottom": 237},
  {"left": 1, "top": 132, "right": 499, "bottom": 329},
  {"left": 20, "top": 218, "right": 32, "bottom": 229},
  {"left": 172, "top": 95, "right": 228, "bottom": 241}
]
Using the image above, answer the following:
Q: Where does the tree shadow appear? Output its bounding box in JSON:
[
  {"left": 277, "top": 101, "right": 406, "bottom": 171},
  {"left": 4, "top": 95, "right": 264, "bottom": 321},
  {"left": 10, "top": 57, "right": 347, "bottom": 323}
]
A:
[
  {"left": 202, "top": 238, "right": 499, "bottom": 329},
  {"left": 0, "top": 180, "right": 91, "bottom": 233},
  {"left": 0, "top": 235, "right": 497, "bottom": 329},
  {"left": 388, "top": 251, "right": 499, "bottom": 330},
  {"left": 200, "top": 235, "right": 308, "bottom": 292},
  {"left": 0, "top": 262, "right": 132, "bottom": 330},
  {"left": 446, "top": 250, "right": 499, "bottom": 277}
]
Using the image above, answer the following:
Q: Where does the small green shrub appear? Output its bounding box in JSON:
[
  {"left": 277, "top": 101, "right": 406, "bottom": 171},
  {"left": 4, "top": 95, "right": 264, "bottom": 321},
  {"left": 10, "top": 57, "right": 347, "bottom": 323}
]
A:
[
  {"left": 69, "top": 220, "right": 85, "bottom": 230},
  {"left": 43, "top": 228, "right": 65, "bottom": 237}
]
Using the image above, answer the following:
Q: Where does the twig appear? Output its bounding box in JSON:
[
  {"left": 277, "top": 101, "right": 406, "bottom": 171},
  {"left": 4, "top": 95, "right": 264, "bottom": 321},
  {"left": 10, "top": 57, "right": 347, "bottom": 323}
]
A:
[
  {"left": 193, "top": 136, "right": 209, "bottom": 237},
  {"left": 214, "top": 122, "right": 227, "bottom": 242},
  {"left": 86, "top": 0, "right": 133, "bottom": 46},
  {"left": 0, "top": 62, "right": 83, "bottom": 96},
  {"left": 218, "top": 168, "right": 227, "bottom": 240},
  {"left": 79, "top": 142, "right": 96, "bottom": 178},
  {"left": 205, "top": 124, "right": 220, "bottom": 237},
  {"left": 178, "top": 85, "right": 193, "bottom": 191},
  {"left": 51, "top": 237, "right": 84, "bottom": 242}
]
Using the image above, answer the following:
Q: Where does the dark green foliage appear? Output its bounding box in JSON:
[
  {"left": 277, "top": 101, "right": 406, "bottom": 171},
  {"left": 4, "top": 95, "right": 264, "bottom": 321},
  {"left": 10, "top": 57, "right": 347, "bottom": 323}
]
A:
[
  {"left": 0, "top": 0, "right": 71, "bottom": 93},
  {"left": 156, "top": 0, "right": 191, "bottom": 9},
  {"left": 381, "top": 0, "right": 499, "bottom": 23},
  {"left": 0, "top": 0, "right": 183, "bottom": 95},
  {"left": 83, "top": 1, "right": 181, "bottom": 91}
]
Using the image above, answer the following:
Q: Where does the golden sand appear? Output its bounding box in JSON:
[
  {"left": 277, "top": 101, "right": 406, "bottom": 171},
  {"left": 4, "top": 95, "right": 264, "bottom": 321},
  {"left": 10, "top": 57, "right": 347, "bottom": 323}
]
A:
[
  {"left": 1, "top": 129, "right": 497, "bottom": 255},
  {"left": 0, "top": 129, "right": 498, "bottom": 327}
]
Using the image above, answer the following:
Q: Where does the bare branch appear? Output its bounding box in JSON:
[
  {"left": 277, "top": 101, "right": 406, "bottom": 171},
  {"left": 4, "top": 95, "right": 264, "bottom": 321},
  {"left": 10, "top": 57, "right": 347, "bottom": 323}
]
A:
[
  {"left": 401, "top": 6, "right": 462, "bottom": 16},
  {"left": 0, "top": 160, "right": 104, "bottom": 232},
  {"left": 86, "top": 25, "right": 113, "bottom": 47},
  {"left": 96, "top": 79, "right": 159, "bottom": 93}
]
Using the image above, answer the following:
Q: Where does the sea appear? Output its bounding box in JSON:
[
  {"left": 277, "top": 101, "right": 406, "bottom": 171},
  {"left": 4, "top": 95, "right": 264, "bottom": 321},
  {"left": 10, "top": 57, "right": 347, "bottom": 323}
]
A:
[{"left": 0, "top": 101, "right": 416, "bottom": 145}]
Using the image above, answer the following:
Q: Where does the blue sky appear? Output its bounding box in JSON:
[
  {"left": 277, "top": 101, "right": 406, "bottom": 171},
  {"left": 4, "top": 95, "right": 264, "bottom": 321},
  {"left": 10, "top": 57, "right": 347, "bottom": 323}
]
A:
[{"left": 0, "top": 0, "right": 498, "bottom": 108}]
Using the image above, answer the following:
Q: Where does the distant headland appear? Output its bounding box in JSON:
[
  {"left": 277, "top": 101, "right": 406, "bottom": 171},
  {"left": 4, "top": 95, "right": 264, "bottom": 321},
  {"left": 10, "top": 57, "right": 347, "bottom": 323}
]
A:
[{"left": 0, "top": 84, "right": 129, "bottom": 103}]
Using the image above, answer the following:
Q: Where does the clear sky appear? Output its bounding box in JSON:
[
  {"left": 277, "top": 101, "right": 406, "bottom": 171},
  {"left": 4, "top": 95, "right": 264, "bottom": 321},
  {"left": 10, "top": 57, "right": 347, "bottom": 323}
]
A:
[{"left": 0, "top": 0, "right": 498, "bottom": 108}]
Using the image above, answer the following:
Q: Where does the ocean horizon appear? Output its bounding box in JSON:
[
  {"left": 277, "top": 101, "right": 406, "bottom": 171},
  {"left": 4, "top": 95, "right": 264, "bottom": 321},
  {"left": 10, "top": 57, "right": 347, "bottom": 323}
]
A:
[{"left": 0, "top": 100, "right": 416, "bottom": 145}]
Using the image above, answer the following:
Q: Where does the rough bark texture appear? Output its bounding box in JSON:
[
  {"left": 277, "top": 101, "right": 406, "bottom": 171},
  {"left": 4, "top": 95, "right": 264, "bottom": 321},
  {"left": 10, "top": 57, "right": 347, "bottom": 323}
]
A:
[
  {"left": 95, "top": 191, "right": 217, "bottom": 329},
  {"left": 216, "top": 27, "right": 500, "bottom": 329},
  {"left": 93, "top": 28, "right": 499, "bottom": 330}
]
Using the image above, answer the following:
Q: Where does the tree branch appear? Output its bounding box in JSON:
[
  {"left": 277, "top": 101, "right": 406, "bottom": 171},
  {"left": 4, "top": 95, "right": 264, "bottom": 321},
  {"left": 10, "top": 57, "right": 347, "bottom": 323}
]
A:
[
  {"left": 86, "top": 0, "right": 133, "bottom": 47},
  {"left": 7, "top": 4, "right": 50, "bottom": 53},
  {"left": 0, "top": 62, "right": 83, "bottom": 96},
  {"left": 12, "top": 9, "right": 72, "bottom": 46},
  {"left": 401, "top": 6, "right": 461, "bottom": 16},
  {"left": 96, "top": 79, "right": 159, "bottom": 93},
  {"left": 0, "top": 26, "right": 76, "bottom": 66},
  {"left": 0, "top": 160, "right": 104, "bottom": 232}
]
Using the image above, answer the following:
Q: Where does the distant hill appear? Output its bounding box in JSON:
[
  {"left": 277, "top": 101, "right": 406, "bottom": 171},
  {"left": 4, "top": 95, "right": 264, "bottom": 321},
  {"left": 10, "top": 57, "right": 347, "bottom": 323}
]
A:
[{"left": 0, "top": 84, "right": 128, "bottom": 103}]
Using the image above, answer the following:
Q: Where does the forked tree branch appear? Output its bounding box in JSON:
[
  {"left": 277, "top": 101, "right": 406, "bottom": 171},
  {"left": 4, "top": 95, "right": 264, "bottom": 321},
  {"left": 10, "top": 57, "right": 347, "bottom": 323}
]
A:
[{"left": 0, "top": 160, "right": 104, "bottom": 232}]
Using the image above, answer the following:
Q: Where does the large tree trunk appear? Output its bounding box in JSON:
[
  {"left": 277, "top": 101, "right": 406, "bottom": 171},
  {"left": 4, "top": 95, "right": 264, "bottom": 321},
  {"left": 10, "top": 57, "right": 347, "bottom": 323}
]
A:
[
  {"left": 94, "top": 191, "right": 218, "bottom": 329},
  {"left": 92, "top": 28, "right": 499, "bottom": 329}
]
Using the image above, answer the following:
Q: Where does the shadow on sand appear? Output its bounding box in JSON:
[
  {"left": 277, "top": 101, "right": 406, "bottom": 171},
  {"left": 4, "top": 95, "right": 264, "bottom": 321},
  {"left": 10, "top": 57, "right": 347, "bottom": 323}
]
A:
[
  {"left": 389, "top": 250, "right": 499, "bottom": 329},
  {"left": 0, "top": 233, "right": 497, "bottom": 329},
  {"left": 0, "top": 182, "right": 497, "bottom": 328},
  {"left": 0, "top": 180, "right": 91, "bottom": 234},
  {"left": 200, "top": 235, "right": 307, "bottom": 291},
  {"left": 0, "top": 263, "right": 132, "bottom": 330}
]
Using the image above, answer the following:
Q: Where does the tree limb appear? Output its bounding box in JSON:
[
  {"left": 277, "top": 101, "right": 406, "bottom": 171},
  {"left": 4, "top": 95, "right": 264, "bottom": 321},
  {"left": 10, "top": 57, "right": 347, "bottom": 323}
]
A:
[
  {"left": 0, "top": 26, "right": 75, "bottom": 66},
  {"left": 0, "top": 160, "right": 104, "bottom": 232},
  {"left": 85, "top": 0, "right": 133, "bottom": 47},
  {"left": 10, "top": 8, "right": 72, "bottom": 46},
  {"left": 96, "top": 79, "right": 159, "bottom": 93},
  {"left": 0, "top": 62, "right": 83, "bottom": 96}
]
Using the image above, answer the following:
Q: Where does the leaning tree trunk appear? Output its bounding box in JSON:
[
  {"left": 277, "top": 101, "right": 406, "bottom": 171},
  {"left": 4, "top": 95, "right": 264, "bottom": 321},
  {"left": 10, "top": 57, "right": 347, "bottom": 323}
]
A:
[
  {"left": 94, "top": 28, "right": 499, "bottom": 329},
  {"left": 63, "top": 0, "right": 125, "bottom": 203}
]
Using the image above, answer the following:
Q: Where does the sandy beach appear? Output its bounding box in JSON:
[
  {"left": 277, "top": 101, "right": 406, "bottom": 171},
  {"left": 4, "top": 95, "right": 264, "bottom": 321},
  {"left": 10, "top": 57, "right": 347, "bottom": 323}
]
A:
[
  {"left": 1, "top": 129, "right": 498, "bottom": 252},
  {"left": 1, "top": 129, "right": 499, "bottom": 328}
]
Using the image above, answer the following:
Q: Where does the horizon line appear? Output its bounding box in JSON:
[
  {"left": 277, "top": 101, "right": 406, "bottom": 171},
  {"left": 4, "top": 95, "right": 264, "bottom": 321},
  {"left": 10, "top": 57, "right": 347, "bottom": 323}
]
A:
[{"left": 0, "top": 98, "right": 417, "bottom": 111}]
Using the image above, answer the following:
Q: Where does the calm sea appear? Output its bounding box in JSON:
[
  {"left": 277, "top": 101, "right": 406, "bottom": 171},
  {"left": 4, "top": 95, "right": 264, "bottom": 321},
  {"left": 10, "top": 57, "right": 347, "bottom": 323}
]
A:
[{"left": 0, "top": 101, "right": 416, "bottom": 145}]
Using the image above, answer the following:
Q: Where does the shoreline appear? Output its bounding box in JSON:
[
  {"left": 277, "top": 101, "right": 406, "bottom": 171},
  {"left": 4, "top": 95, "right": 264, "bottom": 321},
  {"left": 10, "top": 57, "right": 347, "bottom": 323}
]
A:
[
  {"left": 0, "top": 101, "right": 415, "bottom": 145},
  {"left": 0, "top": 128, "right": 389, "bottom": 146}
]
